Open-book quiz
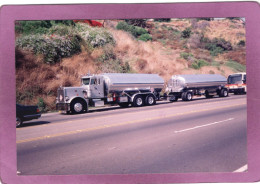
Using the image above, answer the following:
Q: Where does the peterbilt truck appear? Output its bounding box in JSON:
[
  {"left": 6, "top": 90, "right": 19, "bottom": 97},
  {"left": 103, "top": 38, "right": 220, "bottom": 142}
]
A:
[
  {"left": 165, "top": 74, "right": 229, "bottom": 102},
  {"left": 56, "top": 73, "right": 164, "bottom": 114},
  {"left": 225, "top": 73, "right": 247, "bottom": 94}
]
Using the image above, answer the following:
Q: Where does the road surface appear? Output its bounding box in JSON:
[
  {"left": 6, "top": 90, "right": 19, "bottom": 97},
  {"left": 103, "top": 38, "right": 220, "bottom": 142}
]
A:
[{"left": 17, "top": 94, "right": 247, "bottom": 175}]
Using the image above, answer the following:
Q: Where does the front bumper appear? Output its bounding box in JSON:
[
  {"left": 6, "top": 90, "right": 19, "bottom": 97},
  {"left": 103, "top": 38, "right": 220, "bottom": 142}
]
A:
[
  {"left": 228, "top": 88, "right": 245, "bottom": 93},
  {"left": 56, "top": 103, "right": 70, "bottom": 112}
]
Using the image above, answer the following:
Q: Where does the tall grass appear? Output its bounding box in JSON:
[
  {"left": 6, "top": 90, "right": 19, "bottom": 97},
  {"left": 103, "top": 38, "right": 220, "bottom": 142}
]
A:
[{"left": 225, "top": 60, "right": 246, "bottom": 72}]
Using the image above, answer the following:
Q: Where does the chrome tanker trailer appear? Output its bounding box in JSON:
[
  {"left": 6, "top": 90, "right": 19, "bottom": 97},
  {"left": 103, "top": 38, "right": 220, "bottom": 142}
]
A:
[
  {"left": 165, "top": 74, "right": 229, "bottom": 102},
  {"left": 56, "top": 73, "right": 164, "bottom": 114}
]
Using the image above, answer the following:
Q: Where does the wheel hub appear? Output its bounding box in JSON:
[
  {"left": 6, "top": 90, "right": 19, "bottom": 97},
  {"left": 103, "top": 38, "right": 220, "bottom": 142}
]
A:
[
  {"left": 74, "top": 103, "right": 83, "bottom": 112},
  {"left": 136, "top": 98, "right": 143, "bottom": 106}
]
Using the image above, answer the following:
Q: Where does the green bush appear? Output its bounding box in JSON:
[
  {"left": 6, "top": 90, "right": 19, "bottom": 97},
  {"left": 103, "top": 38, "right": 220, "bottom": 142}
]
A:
[
  {"left": 181, "top": 27, "right": 192, "bottom": 38},
  {"left": 125, "top": 19, "right": 147, "bottom": 27},
  {"left": 180, "top": 52, "right": 193, "bottom": 60},
  {"left": 37, "top": 98, "right": 47, "bottom": 112},
  {"left": 238, "top": 40, "right": 245, "bottom": 46},
  {"left": 191, "top": 59, "right": 209, "bottom": 69},
  {"left": 204, "top": 37, "right": 232, "bottom": 56},
  {"left": 98, "top": 59, "right": 132, "bottom": 73},
  {"left": 138, "top": 34, "right": 152, "bottom": 42},
  {"left": 16, "top": 21, "right": 52, "bottom": 35},
  {"left": 154, "top": 18, "right": 171, "bottom": 22},
  {"left": 225, "top": 60, "right": 246, "bottom": 72},
  {"left": 76, "top": 23, "right": 115, "bottom": 48},
  {"left": 15, "top": 20, "right": 75, "bottom": 35},
  {"left": 116, "top": 21, "right": 150, "bottom": 38},
  {"left": 16, "top": 34, "right": 81, "bottom": 64}
]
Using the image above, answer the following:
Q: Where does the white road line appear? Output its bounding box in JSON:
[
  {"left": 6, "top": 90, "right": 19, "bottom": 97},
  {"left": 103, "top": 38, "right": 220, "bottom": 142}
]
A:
[
  {"left": 233, "top": 164, "right": 248, "bottom": 173},
  {"left": 174, "top": 118, "right": 234, "bottom": 133}
]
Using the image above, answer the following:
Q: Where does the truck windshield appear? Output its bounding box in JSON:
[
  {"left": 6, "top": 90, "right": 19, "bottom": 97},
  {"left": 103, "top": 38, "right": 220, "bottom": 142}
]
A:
[
  {"left": 82, "top": 78, "right": 90, "bottom": 85},
  {"left": 227, "top": 74, "right": 242, "bottom": 84}
]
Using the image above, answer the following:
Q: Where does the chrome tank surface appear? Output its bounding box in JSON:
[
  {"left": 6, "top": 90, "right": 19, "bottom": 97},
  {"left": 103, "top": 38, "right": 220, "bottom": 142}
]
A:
[
  {"left": 102, "top": 73, "right": 164, "bottom": 92},
  {"left": 167, "top": 74, "right": 227, "bottom": 92}
]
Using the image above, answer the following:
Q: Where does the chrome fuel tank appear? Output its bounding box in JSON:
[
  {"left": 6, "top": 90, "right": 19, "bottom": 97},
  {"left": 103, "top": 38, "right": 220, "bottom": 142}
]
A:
[
  {"left": 167, "top": 74, "right": 227, "bottom": 92},
  {"left": 102, "top": 73, "right": 164, "bottom": 92}
]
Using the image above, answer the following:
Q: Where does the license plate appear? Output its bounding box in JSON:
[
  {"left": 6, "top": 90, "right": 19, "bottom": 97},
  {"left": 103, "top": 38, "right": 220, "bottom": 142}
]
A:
[{"left": 119, "top": 96, "right": 128, "bottom": 102}]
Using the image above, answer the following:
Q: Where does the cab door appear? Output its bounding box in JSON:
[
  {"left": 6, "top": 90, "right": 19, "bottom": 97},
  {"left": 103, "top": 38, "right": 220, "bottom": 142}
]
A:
[{"left": 90, "top": 76, "right": 104, "bottom": 98}]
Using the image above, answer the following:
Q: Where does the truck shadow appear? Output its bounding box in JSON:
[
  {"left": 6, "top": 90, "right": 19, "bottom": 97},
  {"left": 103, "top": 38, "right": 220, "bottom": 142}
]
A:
[
  {"left": 63, "top": 96, "right": 228, "bottom": 115},
  {"left": 19, "top": 121, "right": 51, "bottom": 128}
]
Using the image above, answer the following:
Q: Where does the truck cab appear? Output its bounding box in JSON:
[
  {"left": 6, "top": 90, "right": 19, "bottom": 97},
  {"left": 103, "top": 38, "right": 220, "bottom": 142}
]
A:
[
  {"left": 81, "top": 75, "right": 104, "bottom": 99},
  {"left": 226, "top": 73, "right": 246, "bottom": 94}
]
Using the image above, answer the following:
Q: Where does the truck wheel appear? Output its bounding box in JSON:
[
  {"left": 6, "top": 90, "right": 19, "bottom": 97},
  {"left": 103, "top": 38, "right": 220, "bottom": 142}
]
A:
[
  {"left": 70, "top": 99, "right": 87, "bottom": 114},
  {"left": 169, "top": 95, "right": 178, "bottom": 102},
  {"left": 186, "top": 92, "right": 193, "bottom": 101},
  {"left": 145, "top": 95, "right": 156, "bottom": 106},
  {"left": 182, "top": 92, "right": 192, "bottom": 101},
  {"left": 119, "top": 103, "right": 129, "bottom": 108},
  {"left": 220, "top": 89, "right": 228, "bottom": 97},
  {"left": 133, "top": 95, "right": 144, "bottom": 107},
  {"left": 181, "top": 92, "right": 187, "bottom": 101},
  {"left": 16, "top": 117, "right": 23, "bottom": 128}
]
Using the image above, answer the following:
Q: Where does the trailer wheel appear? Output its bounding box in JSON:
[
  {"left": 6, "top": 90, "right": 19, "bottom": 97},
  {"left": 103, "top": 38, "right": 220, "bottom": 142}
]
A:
[
  {"left": 169, "top": 95, "right": 178, "bottom": 102},
  {"left": 70, "top": 99, "right": 87, "bottom": 114},
  {"left": 133, "top": 95, "right": 144, "bottom": 107},
  {"left": 219, "top": 88, "right": 228, "bottom": 97},
  {"left": 145, "top": 95, "right": 156, "bottom": 106}
]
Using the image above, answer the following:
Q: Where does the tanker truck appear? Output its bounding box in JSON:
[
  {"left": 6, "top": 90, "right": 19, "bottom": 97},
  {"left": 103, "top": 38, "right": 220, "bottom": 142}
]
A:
[
  {"left": 56, "top": 73, "right": 164, "bottom": 114},
  {"left": 165, "top": 74, "right": 229, "bottom": 102}
]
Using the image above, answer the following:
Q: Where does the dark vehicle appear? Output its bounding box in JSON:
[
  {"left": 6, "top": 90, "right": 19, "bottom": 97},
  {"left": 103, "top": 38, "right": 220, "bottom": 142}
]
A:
[{"left": 16, "top": 104, "right": 41, "bottom": 127}]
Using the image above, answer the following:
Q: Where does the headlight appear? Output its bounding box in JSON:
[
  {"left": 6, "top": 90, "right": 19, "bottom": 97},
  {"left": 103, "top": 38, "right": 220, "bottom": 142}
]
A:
[{"left": 65, "top": 96, "right": 70, "bottom": 101}]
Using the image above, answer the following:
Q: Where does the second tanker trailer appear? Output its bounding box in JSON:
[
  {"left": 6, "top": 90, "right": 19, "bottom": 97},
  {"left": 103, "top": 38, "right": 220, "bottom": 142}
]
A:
[{"left": 165, "top": 74, "right": 229, "bottom": 102}]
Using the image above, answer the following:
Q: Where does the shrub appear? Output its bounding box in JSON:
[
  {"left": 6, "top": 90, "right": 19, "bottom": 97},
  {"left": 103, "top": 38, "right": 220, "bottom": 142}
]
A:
[
  {"left": 98, "top": 58, "right": 132, "bottom": 73},
  {"left": 16, "top": 34, "right": 81, "bottom": 64},
  {"left": 116, "top": 21, "right": 150, "bottom": 38},
  {"left": 125, "top": 19, "right": 147, "bottom": 27},
  {"left": 191, "top": 59, "right": 209, "bottom": 69},
  {"left": 138, "top": 34, "right": 152, "bottom": 42},
  {"left": 180, "top": 52, "right": 193, "bottom": 60},
  {"left": 205, "top": 44, "right": 224, "bottom": 56},
  {"left": 76, "top": 23, "right": 115, "bottom": 48},
  {"left": 15, "top": 21, "right": 52, "bottom": 35},
  {"left": 37, "top": 98, "right": 47, "bottom": 112},
  {"left": 181, "top": 27, "right": 192, "bottom": 38},
  {"left": 238, "top": 40, "right": 245, "bottom": 46},
  {"left": 154, "top": 18, "right": 171, "bottom": 22}
]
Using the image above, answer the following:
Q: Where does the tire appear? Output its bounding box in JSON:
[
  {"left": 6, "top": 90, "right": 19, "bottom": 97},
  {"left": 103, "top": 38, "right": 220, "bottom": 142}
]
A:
[
  {"left": 133, "top": 95, "right": 144, "bottom": 107},
  {"left": 186, "top": 92, "right": 193, "bottom": 101},
  {"left": 70, "top": 99, "right": 87, "bottom": 114},
  {"left": 119, "top": 103, "right": 129, "bottom": 108},
  {"left": 16, "top": 117, "right": 23, "bottom": 128},
  {"left": 145, "top": 94, "right": 156, "bottom": 106},
  {"left": 219, "top": 88, "right": 228, "bottom": 97},
  {"left": 182, "top": 92, "right": 192, "bottom": 101},
  {"left": 169, "top": 95, "right": 178, "bottom": 102}
]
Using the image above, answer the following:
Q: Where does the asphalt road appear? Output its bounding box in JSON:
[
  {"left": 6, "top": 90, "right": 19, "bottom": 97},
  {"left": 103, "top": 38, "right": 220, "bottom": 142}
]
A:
[{"left": 17, "top": 94, "right": 247, "bottom": 175}]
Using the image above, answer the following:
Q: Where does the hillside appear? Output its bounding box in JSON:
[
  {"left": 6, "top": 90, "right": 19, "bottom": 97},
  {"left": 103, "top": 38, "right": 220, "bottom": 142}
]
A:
[{"left": 15, "top": 18, "right": 246, "bottom": 112}]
